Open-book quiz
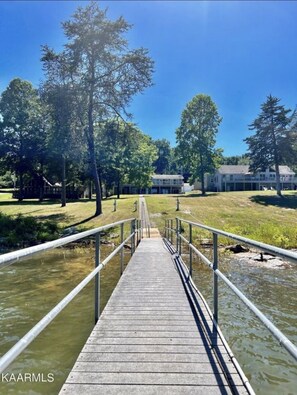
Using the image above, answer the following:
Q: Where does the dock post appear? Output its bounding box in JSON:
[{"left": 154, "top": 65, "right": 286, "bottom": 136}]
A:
[
  {"left": 131, "top": 220, "right": 135, "bottom": 256},
  {"left": 178, "top": 219, "right": 182, "bottom": 255},
  {"left": 134, "top": 219, "right": 137, "bottom": 251},
  {"left": 95, "top": 232, "right": 101, "bottom": 324},
  {"left": 165, "top": 219, "right": 168, "bottom": 239},
  {"left": 212, "top": 232, "right": 218, "bottom": 346},
  {"left": 176, "top": 218, "right": 179, "bottom": 253},
  {"left": 189, "top": 223, "right": 193, "bottom": 277},
  {"left": 120, "top": 223, "right": 124, "bottom": 275}
]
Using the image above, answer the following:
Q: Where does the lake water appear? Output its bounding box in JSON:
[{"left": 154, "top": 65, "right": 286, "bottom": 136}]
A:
[
  {"left": 0, "top": 243, "right": 296, "bottom": 394},
  {"left": 0, "top": 245, "right": 130, "bottom": 395},
  {"left": 188, "top": 249, "right": 297, "bottom": 395}
]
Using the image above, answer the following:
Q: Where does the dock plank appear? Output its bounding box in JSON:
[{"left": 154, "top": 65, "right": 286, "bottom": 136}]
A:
[{"left": 59, "top": 238, "right": 250, "bottom": 394}]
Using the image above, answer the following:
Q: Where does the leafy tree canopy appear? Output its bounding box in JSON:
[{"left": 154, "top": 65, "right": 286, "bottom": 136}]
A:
[{"left": 176, "top": 94, "right": 222, "bottom": 194}]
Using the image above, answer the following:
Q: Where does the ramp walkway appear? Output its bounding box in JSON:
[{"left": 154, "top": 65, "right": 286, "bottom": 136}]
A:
[{"left": 60, "top": 237, "right": 249, "bottom": 395}]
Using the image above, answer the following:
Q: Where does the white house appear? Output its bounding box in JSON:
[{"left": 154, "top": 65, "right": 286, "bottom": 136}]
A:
[
  {"left": 206, "top": 165, "right": 296, "bottom": 192},
  {"left": 120, "top": 175, "right": 184, "bottom": 194}
]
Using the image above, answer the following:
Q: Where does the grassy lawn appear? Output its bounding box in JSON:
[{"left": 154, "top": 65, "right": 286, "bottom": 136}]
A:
[
  {"left": 1, "top": 190, "right": 297, "bottom": 248},
  {"left": 145, "top": 190, "right": 297, "bottom": 248},
  {"left": 0, "top": 193, "right": 138, "bottom": 230}
]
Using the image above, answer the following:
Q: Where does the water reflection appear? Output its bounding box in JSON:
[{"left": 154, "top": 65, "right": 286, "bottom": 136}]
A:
[{"left": 0, "top": 245, "right": 130, "bottom": 394}]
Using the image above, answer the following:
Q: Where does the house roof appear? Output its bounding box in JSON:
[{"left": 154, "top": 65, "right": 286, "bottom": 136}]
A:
[
  {"left": 152, "top": 174, "right": 184, "bottom": 180},
  {"left": 217, "top": 165, "right": 295, "bottom": 175},
  {"left": 218, "top": 165, "right": 250, "bottom": 174}
]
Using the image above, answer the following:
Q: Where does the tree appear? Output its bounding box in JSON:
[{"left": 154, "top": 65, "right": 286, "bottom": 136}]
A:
[
  {"left": 222, "top": 154, "right": 250, "bottom": 165},
  {"left": 153, "top": 139, "right": 171, "bottom": 174},
  {"left": 42, "top": 2, "right": 154, "bottom": 215},
  {"left": 284, "top": 109, "right": 297, "bottom": 173},
  {"left": 0, "top": 78, "right": 45, "bottom": 200},
  {"left": 127, "top": 131, "right": 158, "bottom": 190},
  {"left": 176, "top": 94, "right": 222, "bottom": 194},
  {"left": 245, "top": 95, "right": 291, "bottom": 196},
  {"left": 96, "top": 120, "right": 157, "bottom": 198},
  {"left": 40, "top": 53, "right": 84, "bottom": 207}
]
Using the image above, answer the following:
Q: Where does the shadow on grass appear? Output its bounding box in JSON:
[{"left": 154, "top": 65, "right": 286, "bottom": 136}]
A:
[
  {"left": 0, "top": 199, "right": 59, "bottom": 206},
  {"left": 174, "top": 192, "right": 219, "bottom": 198},
  {"left": 0, "top": 198, "right": 98, "bottom": 206},
  {"left": 35, "top": 213, "right": 69, "bottom": 222},
  {"left": 67, "top": 215, "right": 98, "bottom": 228},
  {"left": 250, "top": 194, "right": 297, "bottom": 209}
]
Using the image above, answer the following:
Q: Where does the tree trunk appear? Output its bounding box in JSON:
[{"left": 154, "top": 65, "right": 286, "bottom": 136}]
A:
[
  {"left": 91, "top": 153, "right": 102, "bottom": 215},
  {"left": 272, "top": 126, "right": 282, "bottom": 197},
  {"left": 200, "top": 159, "right": 205, "bottom": 195},
  {"left": 201, "top": 172, "right": 205, "bottom": 195},
  {"left": 117, "top": 171, "right": 121, "bottom": 199},
  {"left": 275, "top": 162, "right": 282, "bottom": 197},
  {"left": 38, "top": 163, "right": 44, "bottom": 202},
  {"left": 61, "top": 155, "right": 66, "bottom": 207},
  {"left": 87, "top": 57, "right": 102, "bottom": 216},
  {"left": 88, "top": 180, "right": 92, "bottom": 200},
  {"left": 88, "top": 132, "right": 102, "bottom": 215},
  {"left": 18, "top": 172, "right": 24, "bottom": 201},
  {"left": 39, "top": 175, "right": 44, "bottom": 202}
]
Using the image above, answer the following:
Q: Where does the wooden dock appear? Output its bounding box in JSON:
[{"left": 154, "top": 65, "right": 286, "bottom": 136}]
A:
[{"left": 60, "top": 238, "right": 250, "bottom": 395}]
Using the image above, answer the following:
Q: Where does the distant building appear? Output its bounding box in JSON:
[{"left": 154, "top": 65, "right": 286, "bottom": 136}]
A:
[
  {"left": 205, "top": 165, "right": 296, "bottom": 192},
  {"left": 120, "top": 174, "right": 184, "bottom": 194}
]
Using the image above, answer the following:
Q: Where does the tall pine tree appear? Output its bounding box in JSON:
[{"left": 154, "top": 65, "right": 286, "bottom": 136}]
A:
[{"left": 245, "top": 95, "right": 291, "bottom": 196}]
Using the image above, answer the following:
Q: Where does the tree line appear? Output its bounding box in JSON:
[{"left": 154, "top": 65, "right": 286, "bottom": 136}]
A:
[
  {"left": 1, "top": 1, "right": 296, "bottom": 214},
  {"left": 175, "top": 93, "right": 297, "bottom": 196}
]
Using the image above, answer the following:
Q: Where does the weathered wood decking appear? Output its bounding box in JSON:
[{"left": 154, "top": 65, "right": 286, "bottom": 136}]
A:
[{"left": 59, "top": 238, "right": 250, "bottom": 395}]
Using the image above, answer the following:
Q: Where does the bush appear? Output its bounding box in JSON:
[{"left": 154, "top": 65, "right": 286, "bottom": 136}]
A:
[{"left": 0, "top": 213, "right": 60, "bottom": 250}]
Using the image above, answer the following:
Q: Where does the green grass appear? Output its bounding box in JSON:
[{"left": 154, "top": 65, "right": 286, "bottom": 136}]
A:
[
  {"left": 1, "top": 191, "right": 297, "bottom": 249},
  {"left": 0, "top": 193, "right": 139, "bottom": 231},
  {"left": 145, "top": 190, "right": 297, "bottom": 248}
]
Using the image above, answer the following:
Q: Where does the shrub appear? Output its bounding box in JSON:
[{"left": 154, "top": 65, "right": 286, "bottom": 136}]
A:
[{"left": 0, "top": 213, "right": 60, "bottom": 250}]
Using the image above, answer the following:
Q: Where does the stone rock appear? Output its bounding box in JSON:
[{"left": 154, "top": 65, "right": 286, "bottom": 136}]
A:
[
  {"left": 109, "top": 233, "right": 119, "bottom": 239},
  {"left": 61, "top": 226, "right": 79, "bottom": 236},
  {"left": 225, "top": 244, "right": 249, "bottom": 253},
  {"left": 233, "top": 251, "right": 292, "bottom": 269}
]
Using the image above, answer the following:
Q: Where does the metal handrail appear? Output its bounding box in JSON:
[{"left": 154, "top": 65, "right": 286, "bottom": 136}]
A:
[
  {"left": 0, "top": 218, "right": 135, "bottom": 268},
  {"left": 0, "top": 218, "right": 140, "bottom": 374},
  {"left": 164, "top": 217, "right": 297, "bottom": 363}
]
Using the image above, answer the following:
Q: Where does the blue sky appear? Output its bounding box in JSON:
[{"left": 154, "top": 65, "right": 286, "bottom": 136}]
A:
[{"left": 1, "top": 1, "right": 297, "bottom": 156}]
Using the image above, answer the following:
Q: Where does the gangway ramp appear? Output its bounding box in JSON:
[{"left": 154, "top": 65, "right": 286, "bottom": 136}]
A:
[{"left": 60, "top": 238, "right": 250, "bottom": 395}]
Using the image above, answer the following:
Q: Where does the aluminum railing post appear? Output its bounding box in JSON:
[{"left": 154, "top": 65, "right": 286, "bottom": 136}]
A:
[
  {"left": 189, "top": 223, "right": 193, "bottom": 277},
  {"left": 176, "top": 218, "right": 179, "bottom": 253},
  {"left": 134, "top": 219, "right": 137, "bottom": 251},
  {"left": 165, "top": 219, "right": 168, "bottom": 239},
  {"left": 131, "top": 220, "right": 135, "bottom": 256},
  {"left": 120, "top": 223, "right": 124, "bottom": 275},
  {"left": 178, "top": 220, "right": 182, "bottom": 256},
  {"left": 136, "top": 219, "right": 139, "bottom": 245},
  {"left": 95, "top": 232, "right": 101, "bottom": 324},
  {"left": 170, "top": 219, "right": 173, "bottom": 244},
  {"left": 212, "top": 232, "right": 218, "bottom": 346}
]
